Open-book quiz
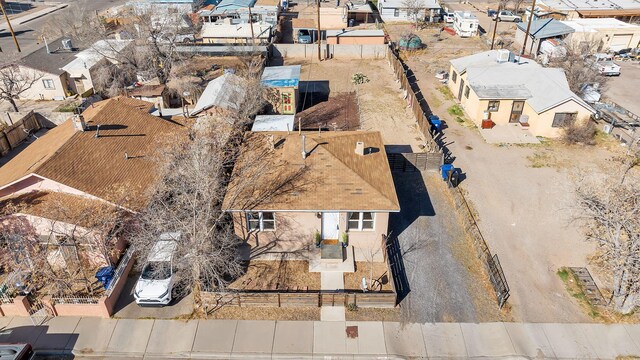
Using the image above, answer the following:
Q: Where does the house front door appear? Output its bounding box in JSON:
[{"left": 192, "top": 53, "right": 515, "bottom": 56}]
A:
[
  {"left": 510, "top": 101, "right": 525, "bottom": 123},
  {"left": 458, "top": 79, "right": 465, "bottom": 101},
  {"left": 321, "top": 212, "right": 340, "bottom": 240}
]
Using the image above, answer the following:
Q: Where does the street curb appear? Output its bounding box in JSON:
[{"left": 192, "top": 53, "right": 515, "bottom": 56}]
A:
[{"left": 16, "top": 4, "right": 68, "bottom": 26}]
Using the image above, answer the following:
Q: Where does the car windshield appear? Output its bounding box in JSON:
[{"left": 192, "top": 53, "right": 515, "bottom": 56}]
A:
[{"left": 141, "top": 261, "right": 172, "bottom": 280}]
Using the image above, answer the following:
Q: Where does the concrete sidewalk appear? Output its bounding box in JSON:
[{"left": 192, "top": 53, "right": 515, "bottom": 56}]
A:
[
  {"left": 0, "top": 2, "right": 67, "bottom": 30},
  {"left": 1, "top": 316, "right": 639, "bottom": 359}
]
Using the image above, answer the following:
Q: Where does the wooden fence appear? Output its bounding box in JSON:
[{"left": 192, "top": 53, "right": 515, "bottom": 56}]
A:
[
  {"left": 0, "top": 111, "right": 42, "bottom": 157},
  {"left": 387, "top": 152, "right": 442, "bottom": 172},
  {"left": 202, "top": 290, "right": 397, "bottom": 309}
]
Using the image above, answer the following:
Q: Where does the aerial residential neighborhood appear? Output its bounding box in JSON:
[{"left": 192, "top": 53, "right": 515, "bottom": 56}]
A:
[{"left": 0, "top": 0, "right": 639, "bottom": 357}]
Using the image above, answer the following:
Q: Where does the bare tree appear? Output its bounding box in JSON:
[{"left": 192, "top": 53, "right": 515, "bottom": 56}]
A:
[
  {"left": 0, "top": 64, "right": 42, "bottom": 112},
  {"left": 402, "top": 0, "right": 424, "bottom": 27},
  {"left": 573, "top": 155, "right": 640, "bottom": 314},
  {"left": 549, "top": 39, "right": 608, "bottom": 97},
  {"left": 512, "top": 0, "right": 526, "bottom": 13}
]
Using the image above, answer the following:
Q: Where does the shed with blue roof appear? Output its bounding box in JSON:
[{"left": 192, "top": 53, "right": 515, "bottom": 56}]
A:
[{"left": 261, "top": 65, "right": 301, "bottom": 115}]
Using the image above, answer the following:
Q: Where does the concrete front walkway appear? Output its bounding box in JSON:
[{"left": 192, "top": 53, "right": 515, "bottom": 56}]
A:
[{"left": 1, "top": 316, "right": 640, "bottom": 359}]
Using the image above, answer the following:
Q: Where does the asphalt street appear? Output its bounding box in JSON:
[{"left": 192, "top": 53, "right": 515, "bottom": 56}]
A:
[{"left": 0, "top": 0, "right": 127, "bottom": 57}]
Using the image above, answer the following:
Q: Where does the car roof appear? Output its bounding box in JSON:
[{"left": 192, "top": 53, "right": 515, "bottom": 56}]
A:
[{"left": 148, "top": 233, "right": 180, "bottom": 262}]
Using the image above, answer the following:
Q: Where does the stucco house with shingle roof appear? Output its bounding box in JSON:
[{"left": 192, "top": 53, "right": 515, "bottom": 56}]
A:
[
  {"left": 222, "top": 130, "right": 399, "bottom": 263},
  {"left": 448, "top": 50, "right": 595, "bottom": 138}
]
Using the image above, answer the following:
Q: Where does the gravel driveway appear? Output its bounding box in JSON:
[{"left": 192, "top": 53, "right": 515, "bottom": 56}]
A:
[{"left": 389, "top": 172, "right": 503, "bottom": 323}]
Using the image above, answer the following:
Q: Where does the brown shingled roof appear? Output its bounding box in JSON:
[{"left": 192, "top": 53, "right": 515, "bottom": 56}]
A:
[
  {"left": 0, "top": 97, "right": 188, "bottom": 210},
  {"left": 222, "top": 131, "right": 400, "bottom": 212}
]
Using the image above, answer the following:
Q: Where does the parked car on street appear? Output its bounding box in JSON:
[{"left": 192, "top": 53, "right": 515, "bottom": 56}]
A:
[
  {"left": 134, "top": 232, "right": 180, "bottom": 306},
  {"left": 492, "top": 10, "right": 521, "bottom": 22}
]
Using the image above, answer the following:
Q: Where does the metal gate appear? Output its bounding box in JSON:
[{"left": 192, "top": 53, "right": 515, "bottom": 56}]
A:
[
  {"left": 486, "top": 254, "right": 510, "bottom": 309},
  {"left": 29, "top": 301, "right": 53, "bottom": 326}
]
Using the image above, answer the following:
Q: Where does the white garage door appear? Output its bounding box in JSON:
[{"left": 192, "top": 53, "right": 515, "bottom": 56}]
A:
[{"left": 609, "top": 34, "right": 633, "bottom": 51}]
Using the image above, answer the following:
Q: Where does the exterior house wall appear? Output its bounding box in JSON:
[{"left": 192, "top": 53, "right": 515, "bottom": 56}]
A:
[
  {"left": 378, "top": 6, "right": 431, "bottom": 22},
  {"left": 567, "top": 28, "right": 640, "bottom": 52},
  {"left": 18, "top": 67, "right": 69, "bottom": 100},
  {"left": 232, "top": 211, "right": 389, "bottom": 262},
  {"left": 526, "top": 100, "right": 592, "bottom": 138}
]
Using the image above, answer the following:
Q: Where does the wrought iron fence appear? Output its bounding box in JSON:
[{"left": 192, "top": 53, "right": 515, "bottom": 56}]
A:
[{"left": 105, "top": 246, "right": 134, "bottom": 297}]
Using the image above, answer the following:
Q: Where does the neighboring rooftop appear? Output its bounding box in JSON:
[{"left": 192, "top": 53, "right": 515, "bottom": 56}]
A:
[
  {"left": 251, "top": 115, "right": 295, "bottom": 131},
  {"left": 212, "top": 0, "right": 256, "bottom": 14},
  {"left": 222, "top": 131, "right": 400, "bottom": 212},
  {"left": 539, "top": 0, "right": 640, "bottom": 11},
  {"left": 61, "top": 40, "right": 132, "bottom": 77},
  {"left": 201, "top": 22, "right": 272, "bottom": 39},
  {"left": 20, "top": 37, "right": 80, "bottom": 75},
  {"left": 0, "top": 97, "right": 188, "bottom": 209},
  {"left": 561, "top": 18, "right": 640, "bottom": 32},
  {"left": 516, "top": 19, "right": 575, "bottom": 39},
  {"left": 191, "top": 73, "right": 248, "bottom": 115},
  {"left": 451, "top": 50, "right": 594, "bottom": 114},
  {"left": 291, "top": 18, "right": 317, "bottom": 28},
  {"left": 129, "top": 84, "right": 167, "bottom": 97},
  {"left": 454, "top": 11, "right": 478, "bottom": 19},
  {"left": 261, "top": 65, "right": 301, "bottom": 88}
]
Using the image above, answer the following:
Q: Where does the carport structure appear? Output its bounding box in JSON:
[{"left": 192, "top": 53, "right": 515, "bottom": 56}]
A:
[{"left": 515, "top": 19, "right": 575, "bottom": 57}]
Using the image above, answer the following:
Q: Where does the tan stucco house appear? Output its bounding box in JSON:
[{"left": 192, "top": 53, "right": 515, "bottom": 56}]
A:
[
  {"left": 222, "top": 131, "right": 400, "bottom": 263},
  {"left": 448, "top": 50, "right": 595, "bottom": 138}
]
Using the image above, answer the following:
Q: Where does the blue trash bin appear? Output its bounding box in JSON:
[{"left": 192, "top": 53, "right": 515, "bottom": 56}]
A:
[
  {"left": 428, "top": 114, "right": 440, "bottom": 122},
  {"left": 95, "top": 266, "right": 115, "bottom": 290},
  {"left": 431, "top": 119, "right": 442, "bottom": 132},
  {"left": 441, "top": 164, "right": 454, "bottom": 181}
]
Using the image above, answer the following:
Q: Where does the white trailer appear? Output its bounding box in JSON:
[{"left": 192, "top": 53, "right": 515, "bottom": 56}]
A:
[{"left": 453, "top": 11, "right": 479, "bottom": 37}]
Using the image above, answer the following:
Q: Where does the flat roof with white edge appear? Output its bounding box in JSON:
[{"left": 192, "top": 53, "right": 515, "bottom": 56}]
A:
[
  {"left": 454, "top": 11, "right": 478, "bottom": 19},
  {"left": 539, "top": 0, "right": 640, "bottom": 11},
  {"left": 201, "top": 22, "right": 272, "bottom": 39},
  {"left": 561, "top": 18, "right": 640, "bottom": 32},
  {"left": 261, "top": 65, "right": 301, "bottom": 88},
  {"left": 326, "top": 29, "right": 385, "bottom": 37},
  {"left": 252, "top": 115, "right": 295, "bottom": 131}
]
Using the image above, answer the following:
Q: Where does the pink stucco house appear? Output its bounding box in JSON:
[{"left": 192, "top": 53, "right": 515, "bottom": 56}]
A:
[{"left": 222, "top": 131, "right": 400, "bottom": 265}]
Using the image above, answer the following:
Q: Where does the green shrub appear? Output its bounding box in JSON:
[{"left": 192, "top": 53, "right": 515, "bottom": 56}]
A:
[{"left": 448, "top": 105, "right": 463, "bottom": 116}]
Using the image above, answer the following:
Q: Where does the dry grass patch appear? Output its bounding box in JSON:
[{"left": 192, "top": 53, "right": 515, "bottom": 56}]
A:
[
  {"left": 344, "top": 262, "right": 393, "bottom": 291},
  {"left": 206, "top": 306, "right": 320, "bottom": 321},
  {"left": 526, "top": 150, "right": 557, "bottom": 168},
  {"left": 228, "top": 260, "right": 320, "bottom": 291},
  {"left": 345, "top": 307, "right": 402, "bottom": 321}
]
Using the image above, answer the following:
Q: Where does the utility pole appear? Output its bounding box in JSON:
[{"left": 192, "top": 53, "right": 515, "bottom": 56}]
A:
[
  {"left": 520, "top": 0, "right": 537, "bottom": 56},
  {"left": 317, "top": 0, "right": 322, "bottom": 61},
  {"left": 0, "top": 0, "right": 21, "bottom": 52},
  {"left": 490, "top": 4, "right": 501, "bottom": 50},
  {"left": 248, "top": 6, "right": 255, "bottom": 45}
]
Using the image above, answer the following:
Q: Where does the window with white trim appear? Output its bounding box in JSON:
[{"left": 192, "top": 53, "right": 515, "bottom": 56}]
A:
[
  {"left": 347, "top": 212, "right": 375, "bottom": 231},
  {"left": 246, "top": 212, "right": 275, "bottom": 231},
  {"left": 394, "top": 8, "right": 399, "bottom": 17},
  {"left": 42, "top": 79, "right": 55, "bottom": 89},
  {"left": 451, "top": 70, "right": 457, "bottom": 83},
  {"left": 552, "top": 112, "right": 577, "bottom": 128},
  {"left": 487, "top": 100, "right": 500, "bottom": 112}
]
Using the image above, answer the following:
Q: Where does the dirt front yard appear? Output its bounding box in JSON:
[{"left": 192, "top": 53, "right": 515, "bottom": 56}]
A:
[
  {"left": 228, "top": 260, "right": 321, "bottom": 291},
  {"left": 404, "top": 47, "right": 631, "bottom": 322}
]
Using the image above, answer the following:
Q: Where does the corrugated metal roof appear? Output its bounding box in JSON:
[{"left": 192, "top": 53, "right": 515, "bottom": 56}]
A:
[
  {"left": 261, "top": 65, "right": 301, "bottom": 88},
  {"left": 516, "top": 19, "right": 574, "bottom": 39},
  {"left": 192, "top": 73, "right": 248, "bottom": 115}
]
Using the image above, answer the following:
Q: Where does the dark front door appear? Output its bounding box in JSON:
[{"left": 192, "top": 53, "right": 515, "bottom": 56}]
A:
[
  {"left": 458, "top": 79, "right": 465, "bottom": 101},
  {"left": 510, "top": 101, "right": 525, "bottom": 123}
]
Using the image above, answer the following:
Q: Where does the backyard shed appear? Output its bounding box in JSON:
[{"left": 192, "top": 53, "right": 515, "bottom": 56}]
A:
[{"left": 261, "top": 65, "right": 301, "bottom": 115}]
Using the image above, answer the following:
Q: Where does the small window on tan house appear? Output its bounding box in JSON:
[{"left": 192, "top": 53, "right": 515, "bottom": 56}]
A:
[
  {"left": 451, "top": 71, "right": 457, "bottom": 83},
  {"left": 552, "top": 112, "right": 577, "bottom": 128},
  {"left": 42, "top": 79, "right": 55, "bottom": 89},
  {"left": 487, "top": 101, "right": 500, "bottom": 112},
  {"left": 464, "top": 86, "right": 470, "bottom": 99}
]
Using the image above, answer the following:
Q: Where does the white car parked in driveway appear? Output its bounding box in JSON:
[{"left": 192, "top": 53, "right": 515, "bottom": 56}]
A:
[{"left": 134, "top": 232, "right": 180, "bottom": 306}]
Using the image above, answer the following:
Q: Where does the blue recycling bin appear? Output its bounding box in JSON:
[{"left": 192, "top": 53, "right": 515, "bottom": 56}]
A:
[
  {"left": 95, "top": 266, "right": 115, "bottom": 290},
  {"left": 428, "top": 114, "right": 440, "bottom": 122},
  {"left": 431, "top": 119, "right": 442, "bottom": 132},
  {"left": 441, "top": 163, "right": 454, "bottom": 181}
]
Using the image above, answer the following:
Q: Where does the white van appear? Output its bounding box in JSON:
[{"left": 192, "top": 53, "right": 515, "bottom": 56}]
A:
[{"left": 134, "top": 232, "right": 180, "bottom": 306}]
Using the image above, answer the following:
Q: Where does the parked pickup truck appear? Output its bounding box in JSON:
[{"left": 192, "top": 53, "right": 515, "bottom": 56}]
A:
[
  {"left": 492, "top": 10, "right": 521, "bottom": 22},
  {"left": 588, "top": 54, "right": 621, "bottom": 76}
]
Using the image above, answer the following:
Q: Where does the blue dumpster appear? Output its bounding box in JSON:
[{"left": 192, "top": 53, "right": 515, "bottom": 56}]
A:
[
  {"left": 441, "top": 164, "right": 454, "bottom": 181},
  {"left": 431, "top": 119, "right": 442, "bottom": 132},
  {"left": 428, "top": 114, "right": 439, "bottom": 122},
  {"left": 95, "top": 266, "right": 115, "bottom": 290}
]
